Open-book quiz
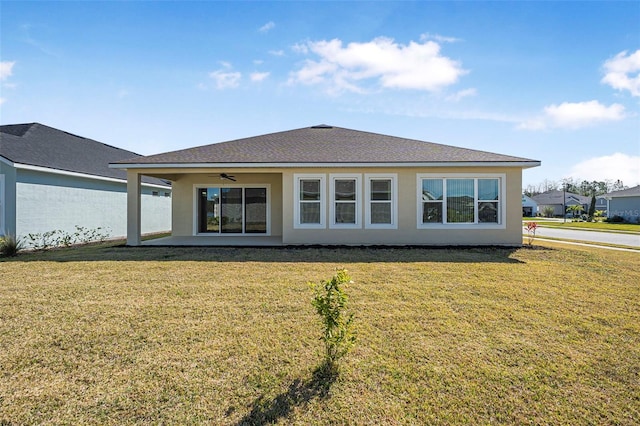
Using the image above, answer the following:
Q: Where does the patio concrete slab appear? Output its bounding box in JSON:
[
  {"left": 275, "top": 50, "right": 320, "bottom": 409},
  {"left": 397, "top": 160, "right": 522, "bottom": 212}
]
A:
[{"left": 142, "top": 236, "right": 284, "bottom": 246}]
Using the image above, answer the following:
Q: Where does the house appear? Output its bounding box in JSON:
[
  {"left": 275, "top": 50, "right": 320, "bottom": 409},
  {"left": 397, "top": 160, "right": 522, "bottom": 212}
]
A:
[
  {"left": 531, "top": 190, "right": 590, "bottom": 217},
  {"left": 595, "top": 195, "right": 608, "bottom": 215},
  {"left": 110, "top": 125, "right": 540, "bottom": 246},
  {"left": 0, "top": 123, "right": 171, "bottom": 244},
  {"left": 605, "top": 185, "right": 640, "bottom": 222},
  {"left": 521, "top": 194, "right": 538, "bottom": 217}
]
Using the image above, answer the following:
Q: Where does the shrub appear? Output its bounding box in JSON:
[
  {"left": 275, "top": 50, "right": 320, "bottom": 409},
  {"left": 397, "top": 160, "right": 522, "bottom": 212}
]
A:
[
  {"left": 25, "top": 227, "right": 111, "bottom": 250},
  {"left": 524, "top": 222, "right": 538, "bottom": 246},
  {"left": 26, "top": 230, "right": 61, "bottom": 250},
  {"left": 542, "top": 206, "right": 555, "bottom": 218},
  {"left": 0, "top": 233, "right": 22, "bottom": 257},
  {"left": 605, "top": 215, "right": 625, "bottom": 223},
  {"left": 310, "top": 269, "right": 356, "bottom": 370}
]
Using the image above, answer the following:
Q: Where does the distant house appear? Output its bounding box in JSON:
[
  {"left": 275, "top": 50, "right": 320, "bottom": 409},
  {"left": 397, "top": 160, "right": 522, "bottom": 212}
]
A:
[
  {"left": 0, "top": 123, "right": 171, "bottom": 243},
  {"left": 111, "top": 125, "right": 540, "bottom": 246},
  {"left": 521, "top": 194, "right": 538, "bottom": 217},
  {"left": 532, "top": 190, "right": 590, "bottom": 217},
  {"left": 595, "top": 195, "right": 608, "bottom": 215},
  {"left": 605, "top": 185, "right": 640, "bottom": 222}
]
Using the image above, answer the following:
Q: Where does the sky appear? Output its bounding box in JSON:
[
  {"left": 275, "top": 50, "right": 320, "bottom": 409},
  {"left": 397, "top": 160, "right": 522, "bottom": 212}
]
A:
[{"left": 1, "top": 1, "right": 639, "bottom": 189}]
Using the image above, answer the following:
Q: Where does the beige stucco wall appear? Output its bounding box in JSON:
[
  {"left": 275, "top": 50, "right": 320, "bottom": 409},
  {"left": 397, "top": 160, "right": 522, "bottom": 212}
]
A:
[
  {"left": 127, "top": 166, "right": 524, "bottom": 245},
  {"left": 282, "top": 167, "right": 523, "bottom": 246}
]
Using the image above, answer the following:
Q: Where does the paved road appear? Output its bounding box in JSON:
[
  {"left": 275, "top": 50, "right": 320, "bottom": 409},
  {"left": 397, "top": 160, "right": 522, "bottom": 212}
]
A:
[{"left": 531, "top": 227, "right": 640, "bottom": 248}]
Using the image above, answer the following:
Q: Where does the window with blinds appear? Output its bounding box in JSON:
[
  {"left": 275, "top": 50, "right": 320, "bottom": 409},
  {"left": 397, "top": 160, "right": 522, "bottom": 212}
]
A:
[{"left": 419, "top": 176, "right": 502, "bottom": 226}]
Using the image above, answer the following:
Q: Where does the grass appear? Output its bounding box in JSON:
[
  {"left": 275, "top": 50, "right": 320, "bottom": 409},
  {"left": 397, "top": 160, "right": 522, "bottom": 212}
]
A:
[
  {"left": 526, "top": 236, "right": 640, "bottom": 251},
  {"left": 523, "top": 219, "right": 640, "bottom": 233},
  {"left": 1, "top": 242, "right": 639, "bottom": 425}
]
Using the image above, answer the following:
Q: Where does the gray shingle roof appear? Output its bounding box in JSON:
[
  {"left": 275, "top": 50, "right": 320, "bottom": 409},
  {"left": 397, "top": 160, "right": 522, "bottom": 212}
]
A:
[
  {"left": 112, "top": 125, "right": 539, "bottom": 166},
  {"left": 531, "top": 190, "right": 590, "bottom": 205},
  {"left": 0, "top": 123, "right": 169, "bottom": 186},
  {"left": 607, "top": 185, "right": 640, "bottom": 198}
]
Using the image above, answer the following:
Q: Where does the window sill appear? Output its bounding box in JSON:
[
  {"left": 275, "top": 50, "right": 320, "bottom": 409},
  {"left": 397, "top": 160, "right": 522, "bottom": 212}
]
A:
[{"left": 418, "top": 223, "right": 505, "bottom": 230}]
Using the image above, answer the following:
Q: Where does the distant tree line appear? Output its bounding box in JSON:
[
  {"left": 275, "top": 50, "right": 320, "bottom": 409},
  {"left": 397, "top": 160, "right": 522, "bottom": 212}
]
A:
[{"left": 524, "top": 178, "right": 627, "bottom": 197}]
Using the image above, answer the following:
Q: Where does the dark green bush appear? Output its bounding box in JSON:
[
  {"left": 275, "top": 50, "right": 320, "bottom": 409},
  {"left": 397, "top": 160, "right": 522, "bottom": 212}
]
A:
[
  {"left": 605, "top": 215, "right": 625, "bottom": 223},
  {"left": 0, "top": 234, "right": 22, "bottom": 257}
]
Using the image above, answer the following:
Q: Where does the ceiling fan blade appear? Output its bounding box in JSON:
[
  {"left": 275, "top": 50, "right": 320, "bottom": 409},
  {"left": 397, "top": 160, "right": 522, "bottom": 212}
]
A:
[{"left": 220, "top": 173, "right": 237, "bottom": 181}]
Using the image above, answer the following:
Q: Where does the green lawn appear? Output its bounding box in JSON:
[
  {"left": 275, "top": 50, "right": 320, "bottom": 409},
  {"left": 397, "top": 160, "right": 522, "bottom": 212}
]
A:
[
  {"left": 523, "top": 219, "right": 640, "bottom": 233},
  {"left": 1, "top": 242, "right": 639, "bottom": 425}
]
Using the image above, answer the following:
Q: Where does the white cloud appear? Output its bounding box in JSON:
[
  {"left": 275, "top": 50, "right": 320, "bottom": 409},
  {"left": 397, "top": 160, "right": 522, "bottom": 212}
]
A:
[
  {"left": 250, "top": 71, "right": 270, "bottom": 82},
  {"left": 567, "top": 153, "right": 640, "bottom": 186},
  {"left": 1, "top": 61, "right": 16, "bottom": 104},
  {"left": 289, "top": 36, "right": 467, "bottom": 94},
  {"left": 420, "top": 33, "right": 461, "bottom": 43},
  {"left": 1, "top": 61, "right": 15, "bottom": 80},
  {"left": 269, "top": 49, "right": 285, "bottom": 57},
  {"left": 517, "top": 118, "right": 547, "bottom": 131},
  {"left": 519, "top": 100, "right": 626, "bottom": 130},
  {"left": 545, "top": 101, "right": 626, "bottom": 128},
  {"left": 446, "top": 88, "right": 477, "bottom": 102},
  {"left": 259, "top": 21, "right": 275, "bottom": 33},
  {"left": 209, "top": 63, "right": 241, "bottom": 89},
  {"left": 601, "top": 49, "right": 640, "bottom": 97},
  {"left": 291, "top": 43, "right": 308, "bottom": 54}
]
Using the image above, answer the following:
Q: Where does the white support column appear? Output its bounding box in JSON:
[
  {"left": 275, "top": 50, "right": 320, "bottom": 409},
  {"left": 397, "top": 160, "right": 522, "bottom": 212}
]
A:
[{"left": 127, "top": 170, "right": 142, "bottom": 246}]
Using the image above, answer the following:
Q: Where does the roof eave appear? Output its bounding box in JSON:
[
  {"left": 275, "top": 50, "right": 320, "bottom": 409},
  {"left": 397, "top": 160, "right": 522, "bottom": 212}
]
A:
[
  {"left": 12, "top": 162, "right": 171, "bottom": 188},
  {"left": 110, "top": 161, "right": 541, "bottom": 170}
]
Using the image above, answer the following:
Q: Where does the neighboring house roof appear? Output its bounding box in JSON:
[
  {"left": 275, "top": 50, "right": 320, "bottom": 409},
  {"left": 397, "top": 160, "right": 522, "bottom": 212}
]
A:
[
  {"left": 605, "top": 185, "right": 640, "bottom": 199},
  {"left": 111, "top": 125, "right": 540, "bottom": 167},
  {"left": 531, "top": 190, "right": 590, "bottom": 206},
  {"left": 0, "top": 123, "right": 169, "bottom": 187}
]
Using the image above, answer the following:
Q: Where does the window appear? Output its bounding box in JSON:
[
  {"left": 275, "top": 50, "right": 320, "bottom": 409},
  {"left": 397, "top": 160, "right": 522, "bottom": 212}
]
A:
[
  {"left": 196, "top": 186, "right": 268, "bottom": 234},
  {"left": 365, "top": 174, "right": 397, "bottom": 229},
  {"left": 418, "top": 175, "right": 504, "bottom": 227},
  {"left": 294, "top": 174, "right": 326, "bottom": 228},
  {"left": 478, "top": 179, "right": 499, "bottom": 223},
  {"left": 421, "top": 179, "right": 443, "bottom": 223},
  {"left": 330, "top": 174, "right": 360, "bottom": 228},
  {"left": 446, "top": 179, "right": 474, "bottom": 223}
]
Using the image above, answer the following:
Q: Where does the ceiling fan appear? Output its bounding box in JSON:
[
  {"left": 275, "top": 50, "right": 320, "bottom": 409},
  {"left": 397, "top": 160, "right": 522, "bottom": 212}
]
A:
[{"left": 219, "top": 173, "right": 236, "bottom": 182}]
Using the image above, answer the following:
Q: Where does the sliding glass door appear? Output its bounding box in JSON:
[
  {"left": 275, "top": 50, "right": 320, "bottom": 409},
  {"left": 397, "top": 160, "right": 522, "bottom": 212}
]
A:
[
  {"left": 197, "top": 186, "right": 267, "bottom": 234},
  {"left": 245, "top": 188, "right": 268, "bottom": 233},
  {"left": 221, "top": 188, "right": 243, "bottom": 233}
]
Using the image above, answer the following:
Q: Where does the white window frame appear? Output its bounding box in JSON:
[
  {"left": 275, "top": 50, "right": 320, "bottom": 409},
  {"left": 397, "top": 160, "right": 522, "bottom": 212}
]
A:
[
  {"left": 365, "top": 173, "right": 397, "bottom": 229},
  {"left": 192, "top": 183, "right": 271, "bottom": 236},
  {"left": 294, "top": 174, "right": 326, "bottom": 229},
  {"left": 416, "top": 173, "right": 506, "bottom": 229},
  {"left": 329, "top": 173, "right": 361, "bottom": 229}
]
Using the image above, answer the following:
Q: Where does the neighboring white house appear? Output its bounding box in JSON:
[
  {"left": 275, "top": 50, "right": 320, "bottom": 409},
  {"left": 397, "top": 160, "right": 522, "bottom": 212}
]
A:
[
  {"left": 605, "top": 185, "right": 640, "bottom": 223},
  {"left": 111, "top": 124, "right": 540, "bottom": 246},
  {"left": 0, "top": 123, "right": 172, "bottom": 243},
  {"left": 522, "top": 194, "right": 538, "bottom": 217}
]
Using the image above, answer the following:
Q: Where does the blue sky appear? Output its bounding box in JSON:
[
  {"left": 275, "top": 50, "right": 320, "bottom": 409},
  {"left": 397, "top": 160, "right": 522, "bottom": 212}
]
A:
[{"left": 1, "top": 1, "right": 639, "bottom": 188}]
